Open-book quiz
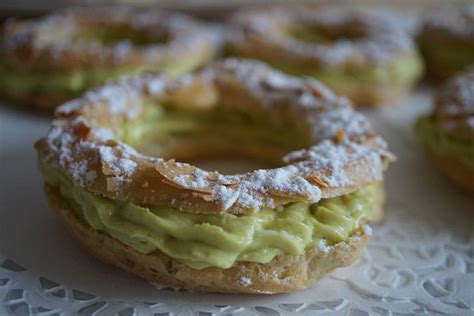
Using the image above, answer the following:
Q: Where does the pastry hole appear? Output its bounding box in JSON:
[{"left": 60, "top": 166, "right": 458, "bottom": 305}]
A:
[
  {"left": 287, "top": 22, "right": 365, "bottom": 44},
  {"left": 73, "top": 24, "right": 169, "bottom": 46},
  {"left": 118, "top": 105, "right": 310, "bottom": 175}
]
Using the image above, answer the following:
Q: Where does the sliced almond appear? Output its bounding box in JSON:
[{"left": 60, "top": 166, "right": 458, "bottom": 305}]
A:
[
  {"left": 335, "top": 129, "right": 346, "bottom": 144},
  {"left": 267, "top": 187, "right": 309, "bottom": 199},
  {"left": 306, "top": 174, "right": 329, "bottom": 188},
  {"left": 161, "top": 178, "right": 213, "bottom": 195}
]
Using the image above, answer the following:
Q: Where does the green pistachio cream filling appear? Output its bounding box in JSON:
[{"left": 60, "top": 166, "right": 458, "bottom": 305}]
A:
[
  {"left": 0, "top": 25, "right": 210, "bottom": 99},
  {"left": 415, "top": 116, "right": 474, "bottom": 169},
  {"left": 40, "top": 104, "right": 380, "bottom": 270},
  {"left": 285, "top": 28, "right": 423, "bottom": 88},
  {"left": 0, "top": 65, "right": 139, "bottom": 98},
  {"left": 0, "top": 55, "right": 205, "bottom": 100},
  {"left": 227, "top": 26, "right": 423, "bottom": 91},
  {"left": 267, "top": 55, "right": 423, "bottom": 91}
]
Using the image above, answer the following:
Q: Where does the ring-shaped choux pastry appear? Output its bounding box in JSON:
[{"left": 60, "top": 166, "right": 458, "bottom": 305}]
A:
[
  {"left": 226, "top": 8, "right": 423, "bottom": 107},
  {"left": 0, "top": 6, "right": 219, "bottom": 110},
  {"left": 35, "top": 59, "right": 395, "bottom": 293},
  {"left": 417, "top": 4, "right": 474, "bottom": 81},
  {"left": 415, "top": 66, "right": 474, "bottom": 193}
]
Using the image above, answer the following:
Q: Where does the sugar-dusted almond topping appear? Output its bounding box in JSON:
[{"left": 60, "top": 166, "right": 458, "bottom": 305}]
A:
[
  {"left": 2, "top": 6, "right": 220, "bottom": 69},
  {"left": 35, "top": 59, "right": 394, "bottom": 214},
  {"left": 434, "top": 66, "right": 474, "bottom": 136},
  {"left": 229, "top": 8, "right": 416, "bottom": 67},
  {"left": 423, "top": 3, "right": 474, "bottom": 39}
]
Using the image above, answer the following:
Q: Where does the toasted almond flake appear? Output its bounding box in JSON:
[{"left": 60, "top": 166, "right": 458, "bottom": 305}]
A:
[
  {"left": 335, "top": 129, "right": 346, "bottom": 143},
  {"left": 306, "top": 174, "right": 329, "bottom": 189},
  {"left": 159, "top": 178, "right": 211, "bottom": 195}
]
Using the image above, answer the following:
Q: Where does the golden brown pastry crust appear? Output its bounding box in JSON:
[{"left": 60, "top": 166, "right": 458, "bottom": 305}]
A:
[
  {"left": 45, "top": 184, "right": 374, "bottom": 294},
  {"left": 417, "top": 67, "right": 474, "bottom": 193},
  {"left": 35, "top": 59, "right": 395, "bottom": 215},
  {"left": 429, "top": 151, "right": 474, "bottom": 193},
  {"left": 1, "top": 6, "right": 218, "bottom": 71},
  {"left": 433, "top": 66, "right": 474, "bottom": 142},
  {"left": 328, "top": 83, "right": 414, "bottom": 108}
]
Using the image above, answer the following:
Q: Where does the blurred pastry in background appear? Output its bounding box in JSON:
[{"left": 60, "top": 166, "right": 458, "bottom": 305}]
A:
[
  {"left": 35, "top": 59, "right": 394, "bottom": 293},
  {"left": 415, "top": 66, "right": 474, "bottom": 192},
  {"left": 0, "top": 6, "right": 220, "bottom": 111},
  {"left": 417, "top": 4, "right": 474, "bottom": 82},
  {"left": 225, "top": 8, "right": 423, "bottom": 107}
]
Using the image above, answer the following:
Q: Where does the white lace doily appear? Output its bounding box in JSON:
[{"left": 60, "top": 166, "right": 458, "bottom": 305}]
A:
[{"left": 0, "top": 87, "right": 473, "bottom": 315}]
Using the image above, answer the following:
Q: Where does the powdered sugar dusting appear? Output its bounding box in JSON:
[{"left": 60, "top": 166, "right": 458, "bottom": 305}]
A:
[
  {"left": 423, "top": 4, "right": 474, "bottom": 39},
  {"left": 217, "top": 58, "right": 349, "bottom": 112},
  {"left": 317, "top": 239, "right": 330, "bottom": 254},
  {"left": 44, "top": 125, "right": 96, "bottom": 186},
  {"left": 363, "top": 224, "right": 373, "bottom": 236},
  {"left": 2, "top": 7, "right": 218, "bottom": 68},
  {"left": 56, "top": 99, "right": 82, "bottom": 115},
  {"left": 284, "top": 139, "right": 389, "bottom": 187},
  {"left": 91, "top": 128, "right": 114, "bottom": 142},
  {"left": 435, "top": 66, "right": 474, "bottom": 135},
  {"left": 230, "top": 8, "right": 416, "bottom": 66},
  {"left": 170, "top": 164, "right": 322, "bottom": 211},
  {"left": 438, "top": 67, "right": 474, "bottom": 116},
  {"left": 163, "top": 130, "right": 391, "bottom": 211},
  {"left": 57, "top": 74, "right": 167, "bottom": 120},
  {"left": 236, "top": 167, "right": 321, "bottom": 210},
  {"left": 307, "top": 107, "right": 372, "bottom": 142},
  {"left": 211, "top": 186, "right": 240, "bottom": 211},
  {"left": 239, "top": 276, "right": 252, "bottom": 287},
  {"left": 174, "top": 169, "right": 213, "bottom": 190},
  {"left": 37, "top": 58, "right": 393, "bottom": 213},
  {"left": 42, "top": 114, "right": 142, "bottom": 193},
  {"left": 69, "top": 160, "right": 97, "bottom": 186},
  {"left": 99, "top": 146, "right": 137, "bottom": 177}
]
